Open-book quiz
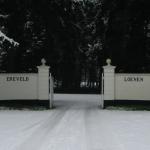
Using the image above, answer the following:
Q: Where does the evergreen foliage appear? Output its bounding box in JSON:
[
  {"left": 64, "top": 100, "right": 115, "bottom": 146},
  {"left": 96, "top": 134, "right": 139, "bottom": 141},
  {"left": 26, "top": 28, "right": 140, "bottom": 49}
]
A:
[{"left": 0, "top": 0, "right": 150, "bottom": 90}]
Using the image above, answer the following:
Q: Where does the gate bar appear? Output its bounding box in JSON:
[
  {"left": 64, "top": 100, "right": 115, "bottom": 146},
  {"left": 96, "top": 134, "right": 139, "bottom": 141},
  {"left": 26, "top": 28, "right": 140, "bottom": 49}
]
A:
[
  {"left": 101, "top": 73, "right": 104, "bottom": 108},
  {"left": 49, "top": 73, "right": 54, "bottom": 109}
]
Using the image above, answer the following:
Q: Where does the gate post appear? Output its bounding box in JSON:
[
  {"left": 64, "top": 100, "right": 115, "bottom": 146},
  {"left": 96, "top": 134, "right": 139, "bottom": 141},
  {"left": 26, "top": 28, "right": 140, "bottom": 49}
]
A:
[
  {"left": 37, "top": 58, "right": 50, "bottom": 101},
  {"left": 103, "top": 59, "right": 116, "bottom": 107}
]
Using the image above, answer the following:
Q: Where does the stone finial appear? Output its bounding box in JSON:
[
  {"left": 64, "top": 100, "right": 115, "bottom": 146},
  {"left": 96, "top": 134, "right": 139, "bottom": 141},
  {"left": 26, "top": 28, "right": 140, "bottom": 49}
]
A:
[
  {"left": 41, "top": 58, "right": 46, "bottom": 66},
  {"left": 106, "top": 58, "right": 111, "bottom": 66}
]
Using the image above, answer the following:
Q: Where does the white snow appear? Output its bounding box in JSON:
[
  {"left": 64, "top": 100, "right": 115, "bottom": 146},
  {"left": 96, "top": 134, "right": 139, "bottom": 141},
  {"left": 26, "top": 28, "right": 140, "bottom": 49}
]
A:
[
  {"left": 0, "top": 94, "right": 150, "bottom": 150},
  {"left": 0, "top": 30, "right": 19, "bottom": 46}
]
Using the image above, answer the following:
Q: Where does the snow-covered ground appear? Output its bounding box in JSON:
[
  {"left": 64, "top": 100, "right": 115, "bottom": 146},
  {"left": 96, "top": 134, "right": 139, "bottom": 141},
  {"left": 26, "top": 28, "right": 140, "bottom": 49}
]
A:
[{"left": 0, "top": 94, "right": 150, "bottom": 150}]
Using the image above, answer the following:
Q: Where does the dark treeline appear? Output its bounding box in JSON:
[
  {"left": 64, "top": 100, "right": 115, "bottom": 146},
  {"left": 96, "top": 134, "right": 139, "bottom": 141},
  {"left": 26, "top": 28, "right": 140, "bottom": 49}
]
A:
[
  {"left": 0, "top": 0, "right": 150, "bottom": 92},
  {"left": 103, "top": 0, "right": 150, "bottom": 72}
]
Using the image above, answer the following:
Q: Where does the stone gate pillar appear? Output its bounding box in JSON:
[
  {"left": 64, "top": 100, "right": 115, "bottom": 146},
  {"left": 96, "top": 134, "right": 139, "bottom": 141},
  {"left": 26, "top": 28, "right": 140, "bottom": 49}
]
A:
[
  {"left": 37, "top": 58, "right": 50, "bottom": 100},
  {"left": 103, "top": 59, "right": 116, "bottom": 103}
]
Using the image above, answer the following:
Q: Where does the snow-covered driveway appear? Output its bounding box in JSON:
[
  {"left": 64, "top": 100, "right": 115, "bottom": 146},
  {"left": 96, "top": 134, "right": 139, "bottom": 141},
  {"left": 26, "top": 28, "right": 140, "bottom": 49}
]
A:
[{"left": 0, "top": 94, "right": 150, "bottom": 150}]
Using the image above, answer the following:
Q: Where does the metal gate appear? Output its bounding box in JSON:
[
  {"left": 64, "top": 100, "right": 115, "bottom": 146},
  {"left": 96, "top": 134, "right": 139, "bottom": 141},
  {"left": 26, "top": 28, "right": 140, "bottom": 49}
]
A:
[
  {"left": 100, "top": 73, "right": 104, "bottom": 108},
  {"left": 49, "top": 73, "right": 54, "bottom": 109}
]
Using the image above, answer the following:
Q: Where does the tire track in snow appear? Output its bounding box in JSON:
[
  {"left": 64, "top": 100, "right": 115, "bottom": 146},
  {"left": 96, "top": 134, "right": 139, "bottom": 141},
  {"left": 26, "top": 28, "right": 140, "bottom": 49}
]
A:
[
  {"left": 0, "top": 111, "right": 52, "bottom": 150},
  {"left": 84, "top": 109, "right": 126, "bottom": 150},
  {"left": 15, "top": 108, "right": 70, "bottom": 150},
  {"left": 40, "top": 103, "right": 88, "bottom": 150},
  {"left": 14, "top": 95, "right": 100, "bottom": 150}
]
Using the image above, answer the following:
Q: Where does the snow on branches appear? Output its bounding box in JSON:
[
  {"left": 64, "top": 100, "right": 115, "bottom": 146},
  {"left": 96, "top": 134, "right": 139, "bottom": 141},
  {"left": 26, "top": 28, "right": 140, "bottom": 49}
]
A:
[
  {"left": 0, "top": 14, "right": 19, "bottom": 47},
  {"left": 0, "top": 30, "right": 19, "bottom": 47},
  {"left": 0, "top": 14, "right": 9, "bottom": 19}
]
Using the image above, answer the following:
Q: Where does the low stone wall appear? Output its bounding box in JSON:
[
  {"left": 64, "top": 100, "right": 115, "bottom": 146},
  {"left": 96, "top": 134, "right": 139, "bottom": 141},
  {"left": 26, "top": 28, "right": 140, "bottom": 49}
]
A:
[
  {"left": 0, "top": 73, "right": 38, "bottom": 100},
  {"left": 115, "top": 74, "right": 150, "bottom": 100},
  {"left": 0, "top": 59, "right": 50, "bottom": 101},
  {"left": 102, "top": 59, "right": 150, "bottom": 108}
]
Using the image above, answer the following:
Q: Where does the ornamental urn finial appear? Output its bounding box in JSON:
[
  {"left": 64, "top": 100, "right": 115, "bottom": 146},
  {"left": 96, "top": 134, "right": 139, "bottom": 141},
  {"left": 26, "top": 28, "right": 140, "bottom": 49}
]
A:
[
  {"left": 106, "top": 58, "right": 111, "bottom": 66},
  {"left": 41, "top": 58, "right": 46, "bottom": 66}
]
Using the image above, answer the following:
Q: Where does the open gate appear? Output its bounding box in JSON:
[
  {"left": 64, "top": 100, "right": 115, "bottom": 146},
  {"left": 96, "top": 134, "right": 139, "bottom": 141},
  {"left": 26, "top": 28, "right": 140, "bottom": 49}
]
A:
[
  {"left": 49, "top": 73, "right": 54, "bottom": 109},
  {"left": 100, "top": 73, "right": 104, "bottom": 108}
]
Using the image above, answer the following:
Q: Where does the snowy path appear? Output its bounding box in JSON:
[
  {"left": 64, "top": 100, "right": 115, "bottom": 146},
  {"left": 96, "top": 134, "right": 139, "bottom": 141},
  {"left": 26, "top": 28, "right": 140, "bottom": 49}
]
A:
[{"left": 0, "top": 94, "right": 150, "bottom": 150}]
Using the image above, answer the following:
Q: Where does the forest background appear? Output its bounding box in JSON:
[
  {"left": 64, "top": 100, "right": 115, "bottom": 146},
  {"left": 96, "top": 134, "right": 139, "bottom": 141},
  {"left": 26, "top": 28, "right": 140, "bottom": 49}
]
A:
[{"left": 0, "top": 0, "right": 150, "bottom": 93}]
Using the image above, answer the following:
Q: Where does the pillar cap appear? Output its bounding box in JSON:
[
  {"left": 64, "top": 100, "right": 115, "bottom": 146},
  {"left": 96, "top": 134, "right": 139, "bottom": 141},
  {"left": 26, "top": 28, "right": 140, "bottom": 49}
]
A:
[
  {"left": 37, "top": 58, "right": 50, "bottom": 69},
  {"left": 103, "top": 58, "right": 116, "bottom": 69}
]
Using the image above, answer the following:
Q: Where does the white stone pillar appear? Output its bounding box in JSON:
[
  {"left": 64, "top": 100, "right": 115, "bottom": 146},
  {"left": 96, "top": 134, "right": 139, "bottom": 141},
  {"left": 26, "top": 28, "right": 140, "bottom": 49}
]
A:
[
  {"left": 37, "top": 58, "right": 50, "bottom": 100},
  {"left": 103, "top": 59, "right": 116, "bottom": 101}
]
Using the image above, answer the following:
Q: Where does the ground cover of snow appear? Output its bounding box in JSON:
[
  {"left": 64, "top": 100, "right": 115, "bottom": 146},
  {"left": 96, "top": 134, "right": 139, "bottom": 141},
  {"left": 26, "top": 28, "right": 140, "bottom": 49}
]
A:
[{"left": 0, "top": 94, "right": 150, "bottom": 150}]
